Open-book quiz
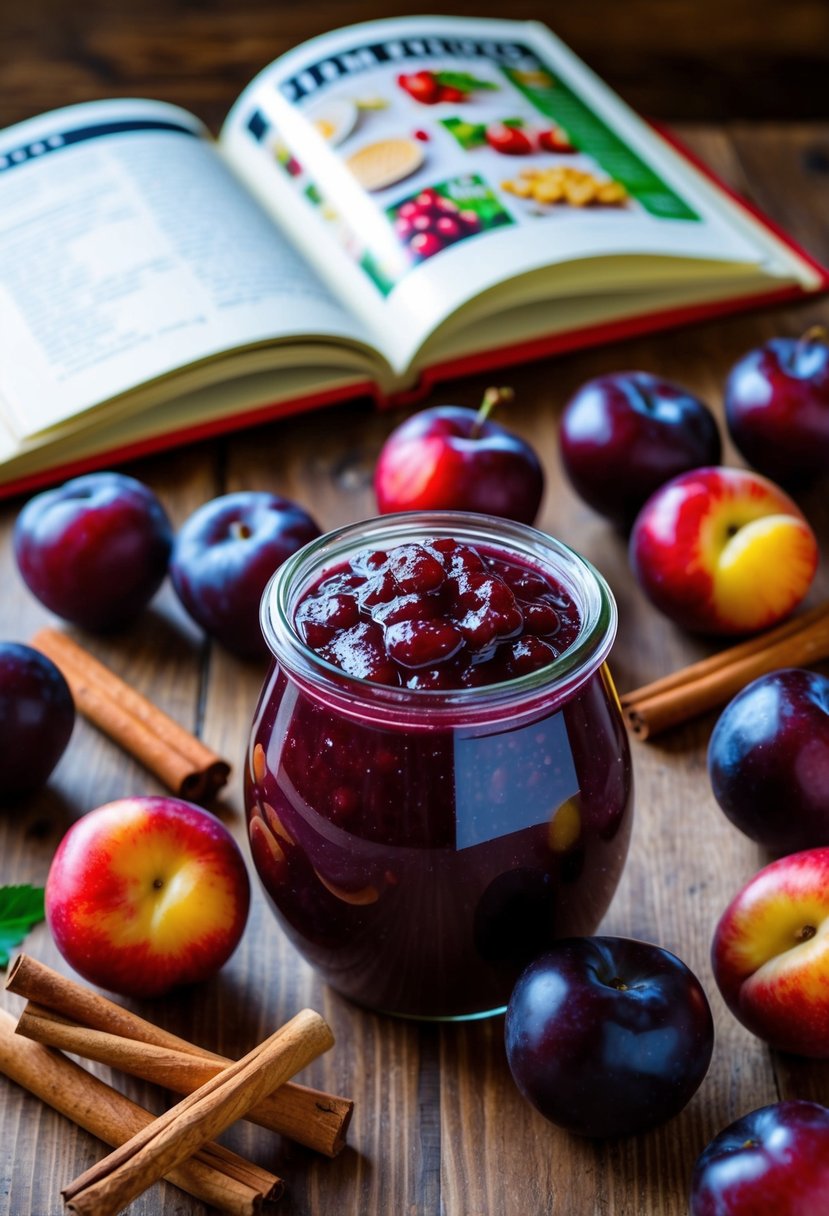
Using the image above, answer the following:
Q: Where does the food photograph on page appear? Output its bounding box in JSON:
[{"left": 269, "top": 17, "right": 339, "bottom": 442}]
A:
[
  {"left": 245, "top": 28, "right": 696, "bottom": 295},
  {"left": 0, "top": 6, "right": 829, "bottom": 1216}
]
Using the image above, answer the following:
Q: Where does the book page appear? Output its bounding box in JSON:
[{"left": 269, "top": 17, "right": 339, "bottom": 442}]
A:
[
  {"left": 0, "top": 99, "right": 374, "bottom": 440},
  {"left": 220, "top": 16, "right": 811, "bottom": 376},
  {"left": 0, "top": 363, "right": 368, "bottom": 489}
]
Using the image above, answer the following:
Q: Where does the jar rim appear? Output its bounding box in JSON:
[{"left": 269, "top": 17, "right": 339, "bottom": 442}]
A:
[{"left": 260, "top": 511, "right": 617, "bottom": 726}]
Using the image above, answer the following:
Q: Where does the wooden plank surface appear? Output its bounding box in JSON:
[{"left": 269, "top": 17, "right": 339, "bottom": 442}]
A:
[
  {"left": 1, "top": 10, "right": 829, "bottom": 1212},
  {"left": 2, "top": 0, "right": 829, "bottom": 126}
]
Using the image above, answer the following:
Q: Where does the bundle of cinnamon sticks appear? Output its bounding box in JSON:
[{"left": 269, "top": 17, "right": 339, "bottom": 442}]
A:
[
  {"left": 620, "top": 600, "right": 829, "bottom": 740},
  {"left": 3, "top": 955, "right": 354, "bottom": 1215}
]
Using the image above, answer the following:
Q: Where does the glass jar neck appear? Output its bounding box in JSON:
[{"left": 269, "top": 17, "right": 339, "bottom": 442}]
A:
[{"left": 261, "top": 511, "right": 617, "bottom": 729}]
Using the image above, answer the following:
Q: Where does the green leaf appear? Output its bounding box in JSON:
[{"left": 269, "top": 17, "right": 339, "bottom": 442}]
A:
[
  {"left": 433, "top": 71, "right": 498, "bottom": 93},
  {"left": 0, "top": 885, "right": 46, "bottom": 968},
  {"left": 440, "top": 117, "right": 487, "bottom": 150}
]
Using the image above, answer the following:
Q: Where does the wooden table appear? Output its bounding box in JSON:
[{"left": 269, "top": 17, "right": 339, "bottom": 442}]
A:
[{"left": 2, "top": 7, "right": 829, "bottom": 1213}]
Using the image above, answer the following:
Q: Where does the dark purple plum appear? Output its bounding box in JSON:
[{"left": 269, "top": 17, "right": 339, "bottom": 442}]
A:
[
  {"left": 13, "top": 472, "right": 173, "bottom": 631},
  {"left": 170, "top": 491, "right": 321, "bottom": 660},
  {"left": 559, "top": 371, "right": 721, "bottom": 529},
  {"left": 504, "top": 936, "right": 713, "bottom": 1137},
  {"left": 708, "top": 668, "right": 829, "bottom": 853},
  {"left": 0, "top": 642, "right": 75, "bottom": 801},
  {"left": 690, "top": 1100, "right": 829, "bottom": 1216},
  {"left": 725, "top": 331, "right": 829, "bottom": 486}
]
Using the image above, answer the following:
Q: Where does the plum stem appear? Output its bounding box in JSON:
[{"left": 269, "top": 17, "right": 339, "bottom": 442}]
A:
[
  {"left": 470, "top": 386, "right": 514, "bottom": 438},
  {"left": 230, "top": 520, "right": 253, "bottom": 541},
  {"left": 798, "top": 323, "right": 828, "bottom": 347},
  {"left": 794, "top": 324, "right": 829, "bottom": 369},
  {"left": 609, "top": 977, "right": 629, "bottom": 991}
]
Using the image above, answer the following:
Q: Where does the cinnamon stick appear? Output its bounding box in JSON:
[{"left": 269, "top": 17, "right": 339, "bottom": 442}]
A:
[
  {"left": 620, "top": 601, "right": 829, "bottom": 739},
  {"left": 18, "top": 1001, "right": 352, "bottom": 1153},
  {"left": 0, "top": 1008, "right": 282, "bottom": 1215},
  {"left": 62, "top": 1007, "right": 332, "bottom": 1216},
  {"left": 6, "top": 955, "right": 352, "bottom": 1157},
  {"left": 31, "top": 627, "right": 230, "bottom": 802}
]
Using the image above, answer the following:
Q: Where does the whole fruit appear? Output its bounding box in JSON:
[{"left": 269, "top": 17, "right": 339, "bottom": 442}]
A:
[
  {"left": 397, "top": 70, "right": 442, "bottom": 104},
  {"left": 711, "top": 847, "right": 829, "bottom": 1056},
  {"left": 538, "top": 127, "right": 574, "bottom": 153},
  {"left": 374, "top": 388, "right": 544, "bottom": 524},
  {"left": 725, "top": 327, "right": 829, "bottom": 485},
  {"left": 708, "top": 668, "right": 829, "bottom": 852},
  {"left": 395, "top": 190, "right": 481, "bottom": 262},
  {"left": 690, "top": 1100, "right": 829, "bottom": 1216},
  {"left": 559, "top": 371, "right": 721, "bottom": 529},
  {"left": 629, "top": 466, "right": 818, "bottom": 635},
  {"left": 485, "top": 123, "right": 534, "bottom": 155},
  {"left": 0, "top": 642, "right": 74, "bottom": 802},
  {"left": 504, "top": 936, "right": 713, "bottom": 1137},
  {"left": 170, "top": 491, "right": 321, "bottom": 660},
  {"left": 14, "top": 471, "right": 173, "bottom": 631},
  {"left": 46, "top": 796, "right": 250, "bottom": 998},
  {"left": 410, "top": 231, "right": 444, "bottom": 260}
]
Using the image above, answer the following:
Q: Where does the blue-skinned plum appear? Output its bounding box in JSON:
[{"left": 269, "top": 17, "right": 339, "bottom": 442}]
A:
[
  {"left": 690, "top": 1100, "right": 829, "bottom": 1216},
  {"left": 0, "top": 642, "right": 75, "bottom": 801},
  {"left": 504, "top": 936, "right": 713, "bottom": 1138},
  {"left": 708, "top": 668, "right": 829, "bottom": 852},
  {"left": 170, "top": 491, "right": 321, "bottom": 660},
  {"left": 725, "top": 330, "right": 829, "bottom": 486},
  {"left": 559, "top": 372, "right": 721, "bottom": 529},
  {"left": 14, "top": 472, "right": 173, "bottom": 631}
]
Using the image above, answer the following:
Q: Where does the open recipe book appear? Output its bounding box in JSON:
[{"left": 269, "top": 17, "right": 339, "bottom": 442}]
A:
[{"left": 0, "top": 15, "right": 825, "bottom": 497}]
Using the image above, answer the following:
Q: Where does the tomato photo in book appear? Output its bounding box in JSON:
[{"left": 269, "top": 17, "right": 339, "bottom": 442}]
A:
[
  {"left": 252, "top": 40, "right": 681, "bottom": 296},
  {"left": 441, "top": 114, "right": 576, "bottom": 157},
  {"left": 396, "top": 68, "right": 498, "bottom": 106}
]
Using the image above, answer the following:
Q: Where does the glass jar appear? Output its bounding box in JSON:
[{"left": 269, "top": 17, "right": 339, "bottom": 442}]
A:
[{"left": 245, "top": 512, "right": 633, "bottom": 1020}]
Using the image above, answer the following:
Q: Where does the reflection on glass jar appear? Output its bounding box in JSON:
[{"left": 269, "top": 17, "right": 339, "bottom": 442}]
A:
[{"left": 245, "top": 512, "right": 633, "bottom": 1019}]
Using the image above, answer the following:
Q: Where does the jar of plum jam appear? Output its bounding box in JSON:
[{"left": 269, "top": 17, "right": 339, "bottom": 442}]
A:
[{"left": 245, "top": 512, "right": 633, "bottom": 1020}]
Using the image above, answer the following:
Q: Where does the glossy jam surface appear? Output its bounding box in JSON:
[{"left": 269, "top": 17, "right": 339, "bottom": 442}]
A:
[
  {"left": 246, "top": 532, "right": 633, "bottom": 1019},
  {"left": 294, "top": 538, "right": 580, "bottom": 689}
]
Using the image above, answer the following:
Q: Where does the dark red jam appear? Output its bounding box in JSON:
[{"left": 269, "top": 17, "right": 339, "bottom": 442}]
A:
[
  {"left": 246, "top": 527, "right": 633, "bottom": 1019},
  {"left": 294, "top": 539, "right": 580, "bottom": 689}
]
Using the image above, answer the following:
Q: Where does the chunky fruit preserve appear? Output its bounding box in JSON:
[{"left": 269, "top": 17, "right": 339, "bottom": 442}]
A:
[
  {"left": 246, "top": 513, "right": 633, "bottom": 1019},
  {"left": 294, "top": 536, "right": 581, "bottom": 689}
]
